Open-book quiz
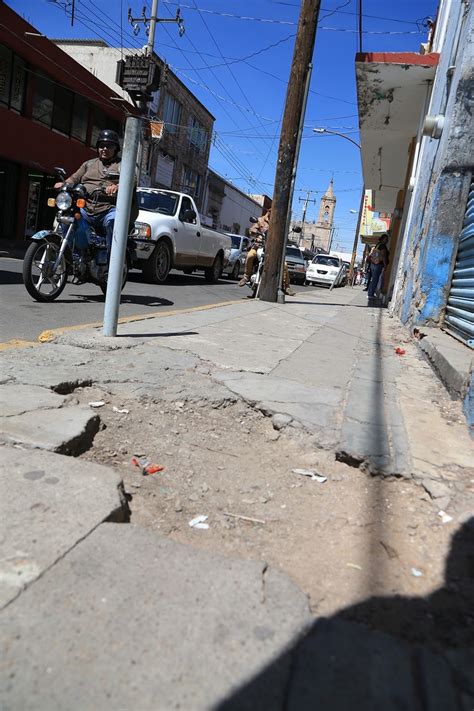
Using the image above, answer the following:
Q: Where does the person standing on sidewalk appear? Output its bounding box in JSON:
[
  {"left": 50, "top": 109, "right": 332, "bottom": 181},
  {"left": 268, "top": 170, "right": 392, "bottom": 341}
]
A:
[{"left": 367, "top": 234, "right": 389, "bottom": 298}]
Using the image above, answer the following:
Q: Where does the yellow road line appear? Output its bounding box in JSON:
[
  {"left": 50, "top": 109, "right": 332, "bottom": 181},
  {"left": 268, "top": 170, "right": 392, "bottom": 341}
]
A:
[
  {"left": 0, "top": 339, "right": 38, "bottom": 352},
  {"left": 31, "top": 297, "right": 246, "bottom": 344}
]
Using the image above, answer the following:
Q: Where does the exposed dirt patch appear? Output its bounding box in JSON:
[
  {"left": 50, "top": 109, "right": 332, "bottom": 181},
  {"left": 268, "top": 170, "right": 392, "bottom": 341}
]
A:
[{"left": 75, "top": 383, "right": 459, "bottom": 619}]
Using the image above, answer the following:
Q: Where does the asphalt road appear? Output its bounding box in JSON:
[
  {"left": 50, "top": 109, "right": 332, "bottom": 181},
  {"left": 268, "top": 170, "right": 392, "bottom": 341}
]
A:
[{"left": 0, "top": 257, "right": 310, "bottom": 343}]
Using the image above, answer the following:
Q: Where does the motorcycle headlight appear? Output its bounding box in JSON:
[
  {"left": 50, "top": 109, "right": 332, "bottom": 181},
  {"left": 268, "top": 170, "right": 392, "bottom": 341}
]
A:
[{"left": 56, "top": 192, "right": 73, "bottom": 211}]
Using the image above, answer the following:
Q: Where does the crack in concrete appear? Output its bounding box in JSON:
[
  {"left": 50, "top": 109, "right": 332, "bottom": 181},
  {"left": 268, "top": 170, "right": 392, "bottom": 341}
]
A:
[
  {"left": 261, "top": 562, "right": 268, "bottom": 605},
  {"left": 52, "top": 379, "right": 94, "bottom": 395}
]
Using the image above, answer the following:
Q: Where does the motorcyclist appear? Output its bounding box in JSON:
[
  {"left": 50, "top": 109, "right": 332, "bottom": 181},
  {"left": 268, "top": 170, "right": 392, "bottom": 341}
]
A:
[
  {"left": 54, "top": 129, "right": 134, "bottom": 257},
  {"left": 238, "top": 209, "right": 295, "bottom": 295}
]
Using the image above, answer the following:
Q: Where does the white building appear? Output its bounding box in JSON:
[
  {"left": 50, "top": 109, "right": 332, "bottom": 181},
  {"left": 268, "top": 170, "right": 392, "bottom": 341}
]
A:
[{"left": 204, "top": 170, "right": 265, "bottom": 235}]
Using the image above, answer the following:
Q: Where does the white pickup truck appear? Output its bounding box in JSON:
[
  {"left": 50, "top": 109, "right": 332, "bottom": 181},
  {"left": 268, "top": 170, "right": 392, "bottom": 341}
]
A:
[{"left": 131, "top": 188, "right": 231, "bottom": 284}]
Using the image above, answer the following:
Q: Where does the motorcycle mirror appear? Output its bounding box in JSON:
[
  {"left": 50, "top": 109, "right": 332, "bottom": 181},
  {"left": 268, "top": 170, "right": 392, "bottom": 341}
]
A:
[
  {"left": 249, "top": 217, "right": 258, "bottom": 223},
  {"left": 54, "top": 167, "right": 67, "bottom": 180},
  {"left": 105, "top": 171, "right": 120, "bottom": 181}
]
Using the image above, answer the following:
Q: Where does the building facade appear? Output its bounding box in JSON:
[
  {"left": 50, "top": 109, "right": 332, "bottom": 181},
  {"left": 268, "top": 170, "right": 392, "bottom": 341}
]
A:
[
  {"left": 54, "top": 41, "right": 215, "bottom": 211},
  {"left": 203, "top": 170, "right": 265, "bottom": 234},
  {"left": 0, "top": 4, "right": 133, "bottom": 244},
  {"left": 356, "top": 0, "right": 473, "bottom": 348}
]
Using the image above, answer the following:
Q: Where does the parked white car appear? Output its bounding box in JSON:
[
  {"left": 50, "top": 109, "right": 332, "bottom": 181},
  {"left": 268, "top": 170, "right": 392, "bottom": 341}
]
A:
[
  {"left": 132, "top": 189, "right": 232, "bottom": 283},
  {"left": 222, "top": 233, "right": 250, "bottom": 280},
  {"left": 305, "top": 254, "right": 345, "bottom": 287}
]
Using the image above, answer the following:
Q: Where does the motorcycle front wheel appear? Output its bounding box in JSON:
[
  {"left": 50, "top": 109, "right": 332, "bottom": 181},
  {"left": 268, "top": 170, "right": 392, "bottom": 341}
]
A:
[{"left": 23, "top": 240, "right": 68, "bottom": 302}]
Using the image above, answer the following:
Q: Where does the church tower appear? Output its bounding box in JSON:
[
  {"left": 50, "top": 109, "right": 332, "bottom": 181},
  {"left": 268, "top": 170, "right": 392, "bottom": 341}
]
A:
[{"left": 313, "top": 179, "right": 336, "bottom": 252}]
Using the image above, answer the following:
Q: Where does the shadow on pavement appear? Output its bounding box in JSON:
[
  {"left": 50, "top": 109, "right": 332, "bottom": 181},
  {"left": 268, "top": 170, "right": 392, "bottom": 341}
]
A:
[
  {"left": 128, "top": 272, "right": 238, "bottom": 288},
  {"left": 0, "top": 268, "right": 23, "bottom": 285},
  {"left": 118, "top": 330, "right": 199, "bottom": 338},
  {"left": 61, "top": 294, "right": 175, "bottom": 308},
  {"left": 287, "top": 300, "right": 386, "bottom": 308},
  {"left": 218, "top": 518, "right": 474, "bottom": 710}
]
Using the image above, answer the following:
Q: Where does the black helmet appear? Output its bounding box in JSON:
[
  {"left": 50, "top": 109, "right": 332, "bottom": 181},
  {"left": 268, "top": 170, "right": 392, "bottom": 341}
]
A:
[{"left": 96, "top": 129, "right": 121, "bottom": 151}]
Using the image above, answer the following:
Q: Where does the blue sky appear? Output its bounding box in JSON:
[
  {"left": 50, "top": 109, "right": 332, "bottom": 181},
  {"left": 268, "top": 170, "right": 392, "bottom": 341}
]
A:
[{"left": 9, "top": 0, "right": 437, "bottom": 249}]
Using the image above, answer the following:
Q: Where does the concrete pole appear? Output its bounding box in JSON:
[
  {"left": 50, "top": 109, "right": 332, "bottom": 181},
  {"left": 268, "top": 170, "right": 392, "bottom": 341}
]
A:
[
  {"left": 103, "top": 116, "right": 141, "bottom": 336},
  {"left": 259, "top": 0, "right": 321, "bottom": 302},
  {"left": 348, "top": 186, "right": 365, "bottom": 284},
  {"left": 146, "top": 0, "right": 159, "bottom": 56}
]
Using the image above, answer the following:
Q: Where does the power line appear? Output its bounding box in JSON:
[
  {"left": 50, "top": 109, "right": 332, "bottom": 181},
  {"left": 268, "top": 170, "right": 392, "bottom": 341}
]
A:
[
  {"left": 160, "top": 2, "right": 424, "bottom": 33},
  {"left": 171, "top": 32, "right": 296, "bottom": 71},
  {"left": 158, "top": 3, "right": 274, "bottom": 187},
  {"left": 189, "top": 0, "right": 280, "bottom": 181}
]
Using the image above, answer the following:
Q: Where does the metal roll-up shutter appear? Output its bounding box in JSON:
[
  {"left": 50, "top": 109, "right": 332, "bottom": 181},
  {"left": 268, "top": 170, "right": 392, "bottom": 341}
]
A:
[{"left": 445, "top": 180, "right": 474, "bottom": 348}]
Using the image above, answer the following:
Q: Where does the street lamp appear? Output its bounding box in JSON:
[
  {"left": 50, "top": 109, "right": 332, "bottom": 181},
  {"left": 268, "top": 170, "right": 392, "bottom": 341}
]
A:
[
  {"left": 313, "top": 128, "right": 362, "bottom": 282},
  {"left": 312, "top": 127, "right": 361, "bottom": 150}
]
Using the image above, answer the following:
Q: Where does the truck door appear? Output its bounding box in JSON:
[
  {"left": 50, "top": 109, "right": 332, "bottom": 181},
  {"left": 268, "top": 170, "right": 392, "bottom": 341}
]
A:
[{"left": 176, "top": 196, "right": 200, "bottom": 265}]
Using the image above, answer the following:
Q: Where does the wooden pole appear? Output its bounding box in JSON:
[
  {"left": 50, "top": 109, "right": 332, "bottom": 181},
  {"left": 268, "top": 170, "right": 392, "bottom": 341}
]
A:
[{"left": 259, "top": 0, "right": 321, "bottom": 302}]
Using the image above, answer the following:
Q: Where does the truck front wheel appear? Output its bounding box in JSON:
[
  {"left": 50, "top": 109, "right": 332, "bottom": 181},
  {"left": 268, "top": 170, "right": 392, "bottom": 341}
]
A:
[
  {"left": 143, "top": 240, "right": 171, "bottom": 284},
  {"left": 204, "top": 254, "right": 223, "bottom": 283}
]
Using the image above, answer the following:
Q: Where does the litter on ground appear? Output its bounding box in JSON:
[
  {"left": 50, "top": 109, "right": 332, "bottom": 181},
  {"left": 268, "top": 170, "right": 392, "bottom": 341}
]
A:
[
  {"left": 189, "top": 515, "right": 209, "bottom": 530},
  {"left": 131, "top": 456, "right": 165, "bottom": 476},
  {"left": 292, "top": 468, "right": 327, "bottom": 483}
]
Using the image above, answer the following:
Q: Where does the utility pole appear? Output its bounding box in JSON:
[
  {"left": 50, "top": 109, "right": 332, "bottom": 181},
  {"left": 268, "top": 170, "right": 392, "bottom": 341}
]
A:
[
  {"left": 297, "top": 190, "right": 318, "bottom": 247},
  {"left": 259, "top": 0, "right": 321, "bottom": 302},
  {"left": 146, "top": 0, "right": 159, "bottom": 56},
  {"left": 348, "top": 186, "right": 365, "bottom": 284}
]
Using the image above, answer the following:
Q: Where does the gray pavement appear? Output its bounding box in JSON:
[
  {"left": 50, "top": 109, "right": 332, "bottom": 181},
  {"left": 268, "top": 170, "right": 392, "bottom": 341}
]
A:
[{"left": 1, "top": 285, "right": 473, "bottom": 708}]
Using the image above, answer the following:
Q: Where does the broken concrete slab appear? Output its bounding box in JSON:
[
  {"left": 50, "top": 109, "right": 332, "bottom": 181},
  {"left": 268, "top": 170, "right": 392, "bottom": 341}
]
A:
[
  {"left": 0, "top": 524, "right": 311, "bottom": 710},
  {"left": 419, "top": 327, "right": 473, "bottom": 398},
  {"left": 0, "top": 447, "right": 127, "bottom": 608},
  {"left": 0, "top": 383, "right": 65, "bottom": 416},
  {"left": 215, "top": 372, "right": 342, "bottom": 407},
  {"left": 0, "top": 407, "right": 100, "bottom": 455}
]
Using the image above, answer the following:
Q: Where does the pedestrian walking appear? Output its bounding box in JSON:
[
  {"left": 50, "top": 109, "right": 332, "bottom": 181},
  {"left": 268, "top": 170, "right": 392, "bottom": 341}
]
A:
[{"left": 367, "top": 234, "right": 390, "bottom": 298}]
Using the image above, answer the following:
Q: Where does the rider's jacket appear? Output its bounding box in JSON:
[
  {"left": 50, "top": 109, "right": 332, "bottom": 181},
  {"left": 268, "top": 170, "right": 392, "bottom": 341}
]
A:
[{"left": 67, "top": 157, "right": 121, "bottom": 217}]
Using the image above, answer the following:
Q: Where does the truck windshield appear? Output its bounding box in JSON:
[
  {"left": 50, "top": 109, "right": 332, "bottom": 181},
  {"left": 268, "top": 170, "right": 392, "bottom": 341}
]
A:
[
  {"left": 137, "top": 191, "right": 178, "bottom": 215},
  {"left": 313, "top": 256, "right": 340, "bottom": 268}
]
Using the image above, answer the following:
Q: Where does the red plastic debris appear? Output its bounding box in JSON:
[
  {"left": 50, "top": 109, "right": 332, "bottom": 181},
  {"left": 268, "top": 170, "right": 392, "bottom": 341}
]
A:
[
  {"left": 395, "top": 347, "right": 406, "bottom": 356},
  {"left": 131, "top": 456, "right": 165, "bottom": 476}
]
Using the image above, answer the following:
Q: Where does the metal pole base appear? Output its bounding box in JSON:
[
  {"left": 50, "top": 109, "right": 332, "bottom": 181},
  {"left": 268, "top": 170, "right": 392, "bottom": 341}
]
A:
[{"left": 277, "top": 289, "right": 286, "bottom": 304}]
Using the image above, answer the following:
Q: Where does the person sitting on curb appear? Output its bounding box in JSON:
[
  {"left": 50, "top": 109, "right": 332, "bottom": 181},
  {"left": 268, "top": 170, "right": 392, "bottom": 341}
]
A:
[{"left": 238, "top": 209, "right": 295, "bottom": 296}]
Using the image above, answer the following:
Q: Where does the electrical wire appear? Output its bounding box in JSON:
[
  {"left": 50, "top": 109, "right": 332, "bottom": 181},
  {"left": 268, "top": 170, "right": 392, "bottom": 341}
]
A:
[
  {"left": 159, "top": 2, "right": 424, "bottom": 33},
  {"left": 157, "top": 7, "right": 273, "bottom": 190},
  {"left": 189, "top": 0, "right": 280, "bottom": 180}
]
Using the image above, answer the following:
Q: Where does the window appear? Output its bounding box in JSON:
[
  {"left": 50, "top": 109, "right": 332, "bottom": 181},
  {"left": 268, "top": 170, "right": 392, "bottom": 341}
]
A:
[
  {"left": 71, "top": 94, "right": 89, "bottom": 142},
  {"left": 91, "top": 107, "right": 106, "bottom": 147},
  {"left": 52, "top": 85, "right": 74, "bottom": 135},
  {"left": 163, "top": 93, "right": 182, "bottom": 135},
  {"left": 179, "top": 196, "right": 196, "bottom": 223},
  {"left": 187, "top": 116, "right": 208, "bottom": 154},
  {"left": 10, "top": 57, "right": 26, "bottom": 112},
  {"left": 182, "top": 167, "right": 201, "bottom": 200},
  {"left": 91, "top": 108, "right": 119, "bottom": 147},
  {"left": 32, "top": 75, "right": 54, "bottom": 126},
  {"left": 0, "top": 44, "right": 12, "bottom": 105},
  {"left": 137, "top": 190, "right": 179, "bottom": 215},
  {"left": 0, "top": 45, "right": 26, "bottom": 112}
]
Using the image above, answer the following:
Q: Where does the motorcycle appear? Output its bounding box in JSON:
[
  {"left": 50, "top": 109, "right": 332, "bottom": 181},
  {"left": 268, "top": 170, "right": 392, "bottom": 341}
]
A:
[{"left": 22, "top": 167, "right": 136, "bottom": 302}]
